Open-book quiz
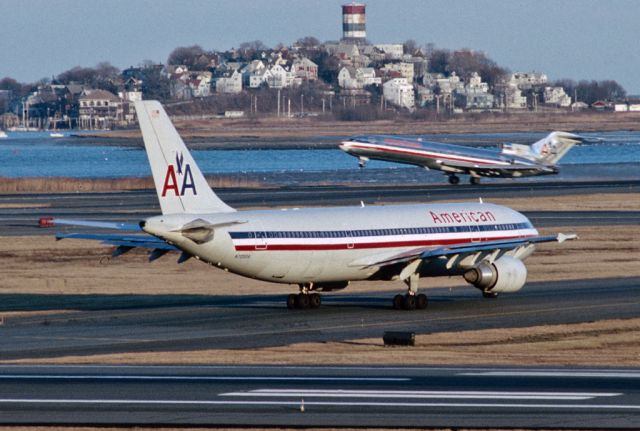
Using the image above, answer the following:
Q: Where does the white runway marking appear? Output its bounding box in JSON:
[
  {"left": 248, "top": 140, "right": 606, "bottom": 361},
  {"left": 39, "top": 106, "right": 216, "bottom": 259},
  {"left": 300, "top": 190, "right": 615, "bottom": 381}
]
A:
[
  {"left": 0, "top": 398, "right": 638, "bottom": 410},
  {"left": 460, "top": 371, "right": 640, "bottom": 379},
  {"left": 222, "top": 389, "right": 620, "bottom": 401},
  {"left": 0, "top": 374, "right": 408, "bottom": 382}
]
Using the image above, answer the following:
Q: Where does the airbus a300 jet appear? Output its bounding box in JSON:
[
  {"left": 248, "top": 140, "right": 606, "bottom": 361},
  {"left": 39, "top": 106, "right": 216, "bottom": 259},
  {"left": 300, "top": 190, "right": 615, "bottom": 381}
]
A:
[
  {"left": 55, "top": 101, "right": 576, "bottom": 310},
  {"left": 340, "top": 132, "right": 588, "bottom": 185}
]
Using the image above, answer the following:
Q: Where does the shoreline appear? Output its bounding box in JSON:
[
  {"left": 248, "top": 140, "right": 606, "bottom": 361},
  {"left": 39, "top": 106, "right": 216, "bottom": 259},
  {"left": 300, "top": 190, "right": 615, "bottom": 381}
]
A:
[{"left": 73, "top": 111, "right": 640, "bottom": 146}]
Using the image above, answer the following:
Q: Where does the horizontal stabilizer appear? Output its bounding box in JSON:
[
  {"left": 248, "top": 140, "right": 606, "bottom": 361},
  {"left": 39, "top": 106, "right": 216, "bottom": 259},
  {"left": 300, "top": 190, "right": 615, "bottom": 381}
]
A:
[{"left": 51, "top": 219, "right": 141, "bottom": 231}]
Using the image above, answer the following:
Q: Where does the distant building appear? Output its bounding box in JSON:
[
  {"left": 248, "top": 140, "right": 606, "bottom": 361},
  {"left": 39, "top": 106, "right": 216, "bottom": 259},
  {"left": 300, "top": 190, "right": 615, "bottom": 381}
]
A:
[
  {"left": 291, "top": 57, "right": 318, "bottom": 81},
  {"left": 374, "top": 44, "right": 404, "bottom": 60},
  {"left": 338, "top": 66, "right": 381, "bottom": 89},
  {"left": 455, "top": 72, "right": 494, "bottom": 110},
  {"left": 381, "top": 62, "right": 414, "bottom": 83},
  {"left": 342, "top": 3, "right": 366, "bottom": 42},
  {"left": 215, "top": 70, "right": 243, "bottom": 94},
  {"left": 543, "top": 86, "right": 571, "bottom": 107},
  {"left": 383, "top": 78, "right": 414, "bottom": 110},
  {"left": 509, "top": 72, "right": 548, "bottom": 90},
  {"left": 78, "top": 89, "right": 127, "bottom": 129},
  {"left": 504, "top": 85, "right": 527, "bottom": 109}
]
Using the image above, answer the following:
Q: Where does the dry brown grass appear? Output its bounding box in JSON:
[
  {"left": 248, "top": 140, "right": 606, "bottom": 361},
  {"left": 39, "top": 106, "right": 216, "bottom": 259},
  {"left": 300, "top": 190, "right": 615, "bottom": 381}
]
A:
[
  {"left": 11, "top": 318, "right": 638, "bottom": 367},
  {"left": 0, "top": 175, "right": 263, "bottom": 193}
]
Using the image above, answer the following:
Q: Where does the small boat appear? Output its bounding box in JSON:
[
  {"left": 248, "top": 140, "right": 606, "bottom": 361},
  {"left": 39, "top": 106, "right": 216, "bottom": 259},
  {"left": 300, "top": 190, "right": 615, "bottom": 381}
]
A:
[
  {"left": 49, "top": 132, "right": 64, "bottom": 138},
  {"left": 0, "top": 130, "right": 7, "bottom": 139}
]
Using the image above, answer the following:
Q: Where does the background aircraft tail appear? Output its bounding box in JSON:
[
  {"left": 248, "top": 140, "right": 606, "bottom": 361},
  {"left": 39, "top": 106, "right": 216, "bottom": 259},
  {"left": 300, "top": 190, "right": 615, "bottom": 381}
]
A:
[
  {"left": 501, "top": 131, "right": 585, "bottom": 165},
  {"left": 134, "top": 100, "right": 235, "bottom": 215}
]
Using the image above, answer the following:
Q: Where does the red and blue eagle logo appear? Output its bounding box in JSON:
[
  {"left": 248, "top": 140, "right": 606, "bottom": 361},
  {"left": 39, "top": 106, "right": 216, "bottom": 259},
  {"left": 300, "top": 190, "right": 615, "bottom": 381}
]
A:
[{"left": 161, "top": 152, "right": 197, "bottom": 197}]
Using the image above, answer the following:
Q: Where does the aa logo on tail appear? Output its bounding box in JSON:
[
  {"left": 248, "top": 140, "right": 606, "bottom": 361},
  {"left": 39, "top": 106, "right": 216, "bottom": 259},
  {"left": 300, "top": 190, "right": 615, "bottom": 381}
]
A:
[{"left": 162, "top": 152, "right": 197, "bottom": 197}]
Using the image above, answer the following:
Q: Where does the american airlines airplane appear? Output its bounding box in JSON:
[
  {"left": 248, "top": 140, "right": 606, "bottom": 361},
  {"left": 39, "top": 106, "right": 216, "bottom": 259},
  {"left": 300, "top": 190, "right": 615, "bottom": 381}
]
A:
[
  {"left": 55, "top": 101, "right": 576, "bottom": 311},
  {"left": 340, "top": 132, "right": 588, "bottom": 185}
]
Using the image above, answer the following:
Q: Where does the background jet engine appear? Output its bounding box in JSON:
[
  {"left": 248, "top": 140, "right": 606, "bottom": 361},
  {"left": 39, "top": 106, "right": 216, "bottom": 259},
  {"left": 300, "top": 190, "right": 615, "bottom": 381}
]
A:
[{"left": 463, "top": 256, "right": 527, "bottom": 293}]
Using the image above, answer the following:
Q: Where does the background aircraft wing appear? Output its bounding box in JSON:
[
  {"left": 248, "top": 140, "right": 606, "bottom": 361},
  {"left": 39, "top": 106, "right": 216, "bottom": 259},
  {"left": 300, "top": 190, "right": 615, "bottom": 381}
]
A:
[
  {"left": 355, "top": 233, "right": 576, "bottom": 269},
  {"left": 437, "top": 159, "right": 546, "bottom": 176}
]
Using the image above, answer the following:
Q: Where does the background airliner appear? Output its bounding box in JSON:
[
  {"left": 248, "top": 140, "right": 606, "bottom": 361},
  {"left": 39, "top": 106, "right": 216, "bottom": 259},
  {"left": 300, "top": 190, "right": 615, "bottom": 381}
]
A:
[
  {"left": 340, "top": 132, "right": 589, "bottom": 185},
  {"left": 55, "top": 101, "right": 575, "bottom": 310}
]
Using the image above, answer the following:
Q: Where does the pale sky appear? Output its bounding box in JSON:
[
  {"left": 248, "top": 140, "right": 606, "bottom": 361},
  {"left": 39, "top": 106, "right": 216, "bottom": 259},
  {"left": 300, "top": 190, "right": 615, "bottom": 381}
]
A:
[{"left": 2, "top": 0, "right": 639, "bottom": 93}]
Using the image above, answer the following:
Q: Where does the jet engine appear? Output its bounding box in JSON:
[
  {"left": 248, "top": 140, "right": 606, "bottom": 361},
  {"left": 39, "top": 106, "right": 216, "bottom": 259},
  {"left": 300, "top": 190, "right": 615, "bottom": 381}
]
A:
[{"left": 463, "top": 256, "right": 527, "bottom": 293}]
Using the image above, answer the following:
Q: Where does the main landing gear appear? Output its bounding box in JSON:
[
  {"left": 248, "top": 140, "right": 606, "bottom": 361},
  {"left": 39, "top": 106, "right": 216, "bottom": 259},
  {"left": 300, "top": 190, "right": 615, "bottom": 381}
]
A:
[
  {"left": 287, "top": 284, "right": 322, "bottom": 310},
  {"left": 392, "top": 293, "right": 428, "bottom": 310},
  {"left": 470, "top": 176, "right": 481, "bottom": 185},
  {"left": 392, "top": 268, "right": 428, "bottom": 310},
  {"left": 447, "top": 174, "right": 460, "bottom": 185}
]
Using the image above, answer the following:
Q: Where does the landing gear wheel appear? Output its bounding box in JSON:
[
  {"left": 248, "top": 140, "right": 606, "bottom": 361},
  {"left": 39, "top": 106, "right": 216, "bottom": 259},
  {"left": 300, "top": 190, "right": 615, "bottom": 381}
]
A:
[
  {"left": 416, "top": 293, "right": 428, "bottom": 309},
  {"left": 482, "top": 291, "right": 499, "bottom": 299},
  {"left": 286, "top": 294, "right": 297, "bottom": 309},
  {"left": 296, "top": 293, "right": 310, "bottom": 309},
  {"left": 392, "top": 294, "right": 404, "bottom": 310},
  {"left": 448, "top": 175, "right": 460, "bottom": 185},
  {"left": 310, "top": 293, "right": 321, "bottom": 308},
  {"left": 403, "top": 294, "right": 417, "bottom": 310},
  {"left": 470, "top": 177, "right": 481, "bottom": 185}
]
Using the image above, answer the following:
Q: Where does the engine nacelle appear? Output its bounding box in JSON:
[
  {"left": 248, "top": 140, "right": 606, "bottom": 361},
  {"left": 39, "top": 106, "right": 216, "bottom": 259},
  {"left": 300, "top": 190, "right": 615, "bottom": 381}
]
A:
[{"left": 463, "top": 256, "right": 527, "bottom": 293}]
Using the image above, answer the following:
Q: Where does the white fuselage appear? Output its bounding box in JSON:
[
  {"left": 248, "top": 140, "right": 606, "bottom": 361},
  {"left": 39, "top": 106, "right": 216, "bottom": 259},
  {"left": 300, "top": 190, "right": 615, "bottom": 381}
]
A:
[{"left": 142, "top": 202, "right": 538, "bottom": 285}]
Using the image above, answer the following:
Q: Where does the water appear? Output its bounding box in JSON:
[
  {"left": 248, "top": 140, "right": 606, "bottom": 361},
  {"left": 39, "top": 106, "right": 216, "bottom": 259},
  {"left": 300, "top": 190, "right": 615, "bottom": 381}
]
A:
[{"left": 0, "top": 131, "right": 639, "bottom": 179}]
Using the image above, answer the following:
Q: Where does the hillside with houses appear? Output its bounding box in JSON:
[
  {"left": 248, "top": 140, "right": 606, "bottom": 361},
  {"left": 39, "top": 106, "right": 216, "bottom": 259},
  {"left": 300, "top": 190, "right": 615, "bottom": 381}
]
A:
[{"left": 0, "top": 37, "right": 633, "bottom": 131}]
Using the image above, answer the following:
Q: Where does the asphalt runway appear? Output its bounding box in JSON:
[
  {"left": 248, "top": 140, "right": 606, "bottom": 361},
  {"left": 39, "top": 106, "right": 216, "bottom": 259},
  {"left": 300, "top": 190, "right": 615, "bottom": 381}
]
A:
[
  {"left": 1, "top": 277, "right": 638, "bottom": 360},
  {"left": 1, "top": 179, "right": 639, "bottom": 428},
  {"left": 0, "top": 364, "right": 638, "bottom": 428},
  {"left": 1, "top": 179, "right": 639, "bottom": 236}
]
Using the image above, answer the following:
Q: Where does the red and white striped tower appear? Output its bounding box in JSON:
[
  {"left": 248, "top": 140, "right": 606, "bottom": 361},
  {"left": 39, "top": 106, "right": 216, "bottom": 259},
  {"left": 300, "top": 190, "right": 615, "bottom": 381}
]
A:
[{"left": 342, "top": 3, "right": 366, "bottom": 42}]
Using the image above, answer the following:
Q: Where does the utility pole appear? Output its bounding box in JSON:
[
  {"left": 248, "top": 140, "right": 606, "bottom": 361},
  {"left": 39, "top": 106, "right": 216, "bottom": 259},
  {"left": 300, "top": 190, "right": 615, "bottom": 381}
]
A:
[
  {"left": 300, "top": 94, "right": 304, "bottom": 115},
  {"left": 277, "top": 89, "right": 281, "bottom": 117}
]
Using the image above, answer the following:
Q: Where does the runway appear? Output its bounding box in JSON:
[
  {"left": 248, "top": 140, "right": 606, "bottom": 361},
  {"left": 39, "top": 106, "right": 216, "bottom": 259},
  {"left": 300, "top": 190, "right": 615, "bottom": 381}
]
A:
[
  {"left": 1, "top": 179, "right": 639, "bottom": 235},
  {"left": 1, "top": 277, "right": 638, "bottom": 360},
  {"left": 1, "top": 180, "right": 639, "bottom": 428},
  {"left": 0, "top": 364, "right": 638, "bottom": 427}
]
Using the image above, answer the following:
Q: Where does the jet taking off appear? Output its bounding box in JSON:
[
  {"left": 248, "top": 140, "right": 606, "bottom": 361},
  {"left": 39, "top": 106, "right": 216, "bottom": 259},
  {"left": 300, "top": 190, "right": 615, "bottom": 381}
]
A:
[
  {"left": 340, "top": 132, "right": 588, "bottom": 185},
  {"left": 55, "top": 101, "right": 576, "bottom": 310}
]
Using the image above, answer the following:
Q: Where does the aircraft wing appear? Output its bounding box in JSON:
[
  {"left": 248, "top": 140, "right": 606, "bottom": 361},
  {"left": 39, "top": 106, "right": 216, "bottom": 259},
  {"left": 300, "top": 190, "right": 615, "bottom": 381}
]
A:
[
  {"left": 437, "top": 159, "right": 547, "bottom": 176},
  {"left": 353, "top": 233, "right": 577, "bottom": 270}
]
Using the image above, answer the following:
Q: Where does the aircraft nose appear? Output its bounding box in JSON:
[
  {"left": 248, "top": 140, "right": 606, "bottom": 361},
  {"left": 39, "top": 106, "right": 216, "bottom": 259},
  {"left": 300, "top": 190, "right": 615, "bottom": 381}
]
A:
[{"left": 339, "top": 142, "right": 352, "bottom": 151}]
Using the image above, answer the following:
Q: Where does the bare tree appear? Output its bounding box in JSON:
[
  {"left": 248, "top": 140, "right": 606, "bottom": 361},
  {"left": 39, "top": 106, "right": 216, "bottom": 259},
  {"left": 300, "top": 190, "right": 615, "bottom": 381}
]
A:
[{"left": 167, "top": 45, "right": 206, "bottom": 67}]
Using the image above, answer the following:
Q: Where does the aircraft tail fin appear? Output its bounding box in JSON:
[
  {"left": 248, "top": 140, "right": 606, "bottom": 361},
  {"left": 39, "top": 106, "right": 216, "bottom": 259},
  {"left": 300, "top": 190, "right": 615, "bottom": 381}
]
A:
[
  {"left": 501, "top": 131, "right": 584, "bottom": 165},
  {"left": 134, "top": 100, "right": 235, "bottom": 215}
]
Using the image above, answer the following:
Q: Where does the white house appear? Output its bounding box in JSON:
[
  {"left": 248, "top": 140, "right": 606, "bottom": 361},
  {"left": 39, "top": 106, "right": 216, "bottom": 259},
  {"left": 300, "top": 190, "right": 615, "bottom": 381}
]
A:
[
  {"left": 381, "top": 62, "right": 415, "bottom": 83},
  {"left": 374, "top": 44, "right": 404, "bottom": 60},
  {"left": 509, "top": 72, "right": 548, "bottom": 89},
  {"left": 215, "top": 70, "right": 243, "bottom": 94},
  {"left": 266, "top": 64, "right": 295, "bottom": 89},
  {"left": 543, "top": 86, "right": 572, "bottom": 107},
  {"left": 383, "top": 78, "right": 415, "bottom": 110},
  {"left": 291, "top": 57, "right": 318, "bottom": 81},
  {"left": 338, "top": 67, "right": 381, "bottom": 89}
]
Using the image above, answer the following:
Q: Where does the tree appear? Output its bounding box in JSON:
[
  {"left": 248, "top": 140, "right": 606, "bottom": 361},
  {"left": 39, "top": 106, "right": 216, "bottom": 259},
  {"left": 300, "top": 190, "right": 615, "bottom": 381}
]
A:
[
  {"left": 553, "top": 79, "right": 626, "bottom": 104},
  {"left": 237, "top": 40, "right": 268, "bottom": 61},
  {"left": 139, "top": 61, "right": 170, "bottom": 101},
  {"left": 403, "top": 39, "right": 418, "bottom": 55},
  {"left": 296, "top": 36, "right": 320, "bottom": 48},
  {"left": 167, "top": 45, "right": 206, "bottom": 67},
  {"left": 56, "top": 62, "right": 120, "bottom": 93}
]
